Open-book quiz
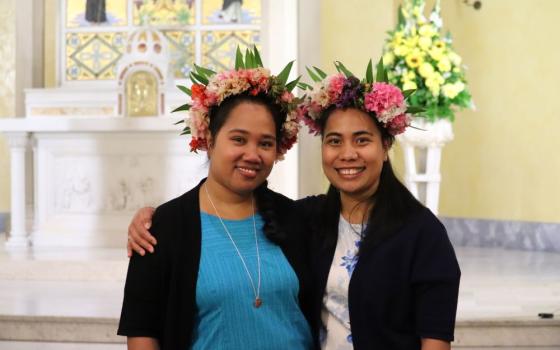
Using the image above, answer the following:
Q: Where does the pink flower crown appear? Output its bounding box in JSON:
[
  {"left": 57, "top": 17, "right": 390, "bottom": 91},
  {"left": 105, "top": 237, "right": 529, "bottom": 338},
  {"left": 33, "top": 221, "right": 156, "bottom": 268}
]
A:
[
  {"left": 174, "top": 47, "right": 302, "bottom": 156},
  {"left": 299, "top": 60, "right": 424, "bottom": 136}
]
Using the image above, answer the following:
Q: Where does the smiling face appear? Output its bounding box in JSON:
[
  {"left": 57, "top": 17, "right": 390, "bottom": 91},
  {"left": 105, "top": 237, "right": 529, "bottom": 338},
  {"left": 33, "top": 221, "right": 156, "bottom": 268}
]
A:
[
  {"left": 206, "top": 101, "right": 278, "bottom": 197},
  {"left": 321, "top": 108, "right": 388, "bottom": 202}
]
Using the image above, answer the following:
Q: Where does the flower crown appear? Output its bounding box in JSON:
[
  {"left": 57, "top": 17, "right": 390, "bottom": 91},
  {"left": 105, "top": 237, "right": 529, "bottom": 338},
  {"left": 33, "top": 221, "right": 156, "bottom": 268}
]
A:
[
  {"left": 173, "top": 46, "right": 302, "bottom": 155},
  {"left": 299, "top": 59, "right": 424, "bottom": 136}
]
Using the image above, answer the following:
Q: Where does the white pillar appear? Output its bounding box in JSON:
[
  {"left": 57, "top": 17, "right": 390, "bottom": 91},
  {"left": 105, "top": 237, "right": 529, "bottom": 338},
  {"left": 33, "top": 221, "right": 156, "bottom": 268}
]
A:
[{"left": 5, "top": 132, "right": 30, "bottom": 248}]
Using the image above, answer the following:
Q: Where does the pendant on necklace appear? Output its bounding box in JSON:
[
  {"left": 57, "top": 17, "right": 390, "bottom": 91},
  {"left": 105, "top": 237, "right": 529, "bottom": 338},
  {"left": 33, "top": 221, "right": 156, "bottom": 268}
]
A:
[{"left": 254, "top": 297, "right": 262, "bottom": 308}]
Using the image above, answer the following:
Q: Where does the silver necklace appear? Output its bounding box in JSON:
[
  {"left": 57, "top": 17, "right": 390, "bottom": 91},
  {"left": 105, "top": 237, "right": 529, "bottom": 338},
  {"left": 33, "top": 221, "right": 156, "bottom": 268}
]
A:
[{"left": 204, "top": 184, "right": 262, "bottom": 308}]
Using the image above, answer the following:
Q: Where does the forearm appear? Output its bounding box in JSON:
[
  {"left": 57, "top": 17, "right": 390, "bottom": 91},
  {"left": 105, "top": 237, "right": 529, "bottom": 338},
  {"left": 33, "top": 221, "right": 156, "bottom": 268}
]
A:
[
  {"left": 421, "top": 338, "right": 451, "bottom": 350},
  {"left": 128, "top": 337, "right": 160, "bottom": 350}
]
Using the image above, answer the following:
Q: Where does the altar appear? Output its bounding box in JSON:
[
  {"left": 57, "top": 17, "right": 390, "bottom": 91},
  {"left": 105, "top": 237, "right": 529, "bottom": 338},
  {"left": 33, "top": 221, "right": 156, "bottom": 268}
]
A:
[{"left": 0, "top": 25, "right": 299, "bottom": 249}]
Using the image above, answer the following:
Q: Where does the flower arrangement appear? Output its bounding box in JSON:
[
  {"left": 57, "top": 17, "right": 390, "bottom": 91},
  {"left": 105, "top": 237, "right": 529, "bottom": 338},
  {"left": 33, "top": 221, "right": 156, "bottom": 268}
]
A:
[
  {"left": 173, "top": 46, "right": 302, "bottom": 155},
  {"left": 381, "top": 0, "right": 473, "bottom": 122},
  {"left": 299, "top": 60, "right": 424, "bottom": 136}
]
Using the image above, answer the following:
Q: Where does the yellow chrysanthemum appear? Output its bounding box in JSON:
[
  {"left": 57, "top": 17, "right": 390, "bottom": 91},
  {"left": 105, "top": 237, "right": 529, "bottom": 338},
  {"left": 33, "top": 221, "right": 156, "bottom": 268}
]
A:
[
  {"left": 425, "top": 73, "right": 444, "bottom": 97},
  {"left": 405, "top": 51, "right": 423, "bottom": 69},
  {"left": 419, "top": 24, "right": 436, "bottom": 38},
  {"left": 429, "top": 48, "right": 445, "bottom": 61},
  {"left": 419, "top": 62, "right": 435, "bottom": 78},
  {"left": 391, "top": 32, "right": 405, "bottom": 47},
  {"left": 394, "top": 45, "right": 411, "bottom": 57},
  {"left": 403, "top": 80, "right": 418, "bottom": 90},
  {"left": 448, "top": 52, "right": 462, "bottom": 66},
  {"left": 418, "top": 36, "right": 432, "bottom": 51},
  {"left": 405, "top": 70, "right": 417, "bottom": 81},
  {"left": 437, "top": 57, "right": 452, "bottom": 72},
  {"left": 383, "top": 52, "right": 395, "bottom": 66},
  {"left": 442, "top": 81, "right": 465, "bottom": 99},
  {"left": 406, "top": 35, "right": 419, "bottom": 48},
  {"left": 442, "top": 84, "right": 459, "bottom": 99},
  {"left": 434, "top": 40, "right": 446, "bottom": 50},
  {"left": 429, "top": 86, "right": 440, "bottom": 97},
  {"left": 454, "top": 81, "right": 465, "bottom": 93},
  {"left": 426, "top": 78, "right": 442, "bottom": 97}
]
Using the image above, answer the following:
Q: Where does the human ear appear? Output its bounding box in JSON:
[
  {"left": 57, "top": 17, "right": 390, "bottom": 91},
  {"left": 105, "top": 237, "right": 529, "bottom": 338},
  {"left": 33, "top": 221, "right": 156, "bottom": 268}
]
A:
[{"left": 206, "top": 132, "right": 214, "bottom": 158}]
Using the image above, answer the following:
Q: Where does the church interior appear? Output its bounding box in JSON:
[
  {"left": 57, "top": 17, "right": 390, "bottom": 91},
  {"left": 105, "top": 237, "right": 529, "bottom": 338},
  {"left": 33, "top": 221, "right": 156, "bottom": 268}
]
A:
[{"left": 0, "top": 0, "right": 559, "bottom": 349}]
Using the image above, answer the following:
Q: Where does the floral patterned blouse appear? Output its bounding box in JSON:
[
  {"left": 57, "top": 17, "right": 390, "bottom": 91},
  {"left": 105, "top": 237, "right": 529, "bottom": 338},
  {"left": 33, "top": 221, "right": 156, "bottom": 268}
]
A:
[{"left": 320, "top": 215, "right": 365, "bottom": 350}]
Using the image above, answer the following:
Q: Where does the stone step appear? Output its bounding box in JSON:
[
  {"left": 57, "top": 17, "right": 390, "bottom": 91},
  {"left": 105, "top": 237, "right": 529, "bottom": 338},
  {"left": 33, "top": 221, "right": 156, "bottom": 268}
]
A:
[
  {"left": 0, "top": 260, "right": 127, "bottom": 282},
  {"left": 0, "top": 244, "right": 128, "bottom": 282},
  {"left": 454, "top": 318, "right": 560, "bottom": 348},
  {"left": 0, "top": 315, "right": 123, "bottom": 344},
  {"left": 1, "top": 313, "right": 559, "bottom": 348}
]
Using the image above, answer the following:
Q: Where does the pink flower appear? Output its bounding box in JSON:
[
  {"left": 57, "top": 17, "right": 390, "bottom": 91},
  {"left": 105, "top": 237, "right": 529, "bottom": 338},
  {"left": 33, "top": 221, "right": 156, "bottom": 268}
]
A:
[
  {"left": 386, "top": 114, "right": 411, "bottom": 135},
  {"left": 281, "top": 91, "right": 294, "bottom": 103},
  {"left": 204, "top": 91, "right": 218, "bottom": 107},
  {"left": 364, "top": 82, "right": 404, "bottom": 116},
  {"left": 327, "top": 74, "right": 346, "bottom": 100}
]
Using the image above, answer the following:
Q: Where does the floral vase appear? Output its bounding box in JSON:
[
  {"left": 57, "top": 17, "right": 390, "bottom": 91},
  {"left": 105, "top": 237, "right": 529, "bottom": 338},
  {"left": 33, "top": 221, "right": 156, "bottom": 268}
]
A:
[{"left": 396, "top": 118, "right": 454, "bottom": 215}]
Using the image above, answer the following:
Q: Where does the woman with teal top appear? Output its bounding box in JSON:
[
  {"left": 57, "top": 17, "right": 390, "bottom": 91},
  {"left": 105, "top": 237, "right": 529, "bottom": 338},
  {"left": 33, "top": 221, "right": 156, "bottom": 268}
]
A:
[
  {"left": 118, "top": 48, "right": 314, "bottom": 350},
  {"left": 126, "top": 60, "right": 460, "bottom": 350}
]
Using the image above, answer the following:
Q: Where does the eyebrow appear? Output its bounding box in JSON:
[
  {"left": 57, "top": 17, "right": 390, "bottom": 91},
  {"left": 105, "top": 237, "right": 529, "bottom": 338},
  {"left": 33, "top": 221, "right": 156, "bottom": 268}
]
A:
[
  {"left": 228, "top": 129, "right": 276, "bottom": 140},
  {"left": 324, "top": 130, "right": 374, "bottom": 138}
]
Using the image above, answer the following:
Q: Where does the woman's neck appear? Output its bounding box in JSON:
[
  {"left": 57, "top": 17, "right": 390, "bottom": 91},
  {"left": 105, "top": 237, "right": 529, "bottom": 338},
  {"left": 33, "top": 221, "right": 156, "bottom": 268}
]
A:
[
  {"left": 339, "top": 191, "right": 373, "bottom": 225},
  {"left": 200, "top": 177, "right": 255, "bottom": 219}
]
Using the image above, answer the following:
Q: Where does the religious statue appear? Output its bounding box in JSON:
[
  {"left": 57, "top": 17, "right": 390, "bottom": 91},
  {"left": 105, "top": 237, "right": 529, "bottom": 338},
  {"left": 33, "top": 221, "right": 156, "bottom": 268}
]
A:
[{"left": 85, "top": 0, "right": 107, "bottom": 23}]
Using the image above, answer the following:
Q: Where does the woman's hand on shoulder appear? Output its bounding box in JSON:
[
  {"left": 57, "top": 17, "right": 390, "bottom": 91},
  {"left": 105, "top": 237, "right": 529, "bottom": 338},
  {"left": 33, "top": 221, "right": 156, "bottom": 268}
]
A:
[{"left": 127, "top": 207, "right": 157, "bottom": 258}]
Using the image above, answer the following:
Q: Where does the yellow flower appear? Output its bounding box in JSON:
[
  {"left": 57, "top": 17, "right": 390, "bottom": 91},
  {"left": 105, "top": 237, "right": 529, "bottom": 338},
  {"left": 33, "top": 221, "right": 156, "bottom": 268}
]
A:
[
  {"left": 454, "top": 81, "right": 465, "bottom": 93},
  {"left": 394, "top": 45, "right": 410, "bottom": 57},
  {"left": 403, "top": 80, "right": 418, "bottom": 90},
  {"left": 406, "top": 35, "right": 419, "bottom": 48},
  {"left": 437, "top": 57, "right": 452, "bottom": 72},
  {"left": 448, "top": 52, "right": 462, "bottom": 66},
  {"left": 418, "top": 36, "right": 432, "bottom": 51},
  {"left": 426, "top": 77, "right": 442, "bottom": 97},
  {"left": 442, "top": 84, "right": 459, "bottom": 99},
  {"left": 442, "top": 81, "right": 465, "bottom": 99},
  {"left": 419, "top": 24, "right": 436, "bottom": 38},
  {"left": 413, "top": 7, "right": 422, "bottom": 19},
  {"left": 405, "top": 50, "right": 423, "bottom": 69},
  {"left": 426, "top": 73, "right": 444, "bottom": 97},
  {"left": 429, "top": 85, "right": 440, "bottom": 97},
  {"left": 405, "top": 70, "right": 417, "bottom": 81},
  {"left": 383, "top": 52, "right": 395, "bottom": 66},
  {"left": 392, "top": 31, "right": 405, "bottom": 47},
  {"left": 429, "top": 47, "right": 444, "bottom": 61},
  {"left": 434, "top": 40, "right": 446, "bottom": 50},
  {"left": 419, "top": 62, "right": 435, "bottom": 78}
]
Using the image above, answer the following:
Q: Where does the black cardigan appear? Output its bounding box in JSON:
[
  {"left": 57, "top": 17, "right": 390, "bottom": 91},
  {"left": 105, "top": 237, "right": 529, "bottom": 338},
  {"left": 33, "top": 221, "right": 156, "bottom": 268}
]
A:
[
  {"left": 118, "top": 180, "right": 315, "bottom": 349},
  {"left": 298, "top": 196, "right": 461, "bottom": 350}
]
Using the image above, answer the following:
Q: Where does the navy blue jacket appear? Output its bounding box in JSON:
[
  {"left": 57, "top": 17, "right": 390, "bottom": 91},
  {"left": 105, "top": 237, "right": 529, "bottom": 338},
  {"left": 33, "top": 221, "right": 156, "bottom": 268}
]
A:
[
  {"left": 118, "top": 180, "right": 316, "bottom": 349},
  {"left": 299, "top": 196, "right": 460, "bottom": 349}
]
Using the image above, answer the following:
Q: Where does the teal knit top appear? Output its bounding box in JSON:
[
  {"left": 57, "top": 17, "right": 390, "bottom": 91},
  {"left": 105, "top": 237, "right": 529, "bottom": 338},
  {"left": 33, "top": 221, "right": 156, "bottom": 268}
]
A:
[{"left": 190, "top": 212, "right": 313, "bottom": 349}]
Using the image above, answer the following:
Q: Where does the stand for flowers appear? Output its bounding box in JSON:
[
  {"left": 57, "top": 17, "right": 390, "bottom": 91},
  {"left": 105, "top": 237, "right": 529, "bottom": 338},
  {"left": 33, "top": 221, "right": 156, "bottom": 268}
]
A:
[{"left": 397, "top": 118, "right": 453, "bottom": 215}]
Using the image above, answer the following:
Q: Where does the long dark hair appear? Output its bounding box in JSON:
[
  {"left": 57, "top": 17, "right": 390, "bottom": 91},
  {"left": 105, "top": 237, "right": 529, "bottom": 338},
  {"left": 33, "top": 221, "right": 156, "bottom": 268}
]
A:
[
  {"left": 318, "top": 107, "right": 423, "bottom": 252},
  {"left": 207, "top": 93, "right": 286, "bottom": 243}
]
